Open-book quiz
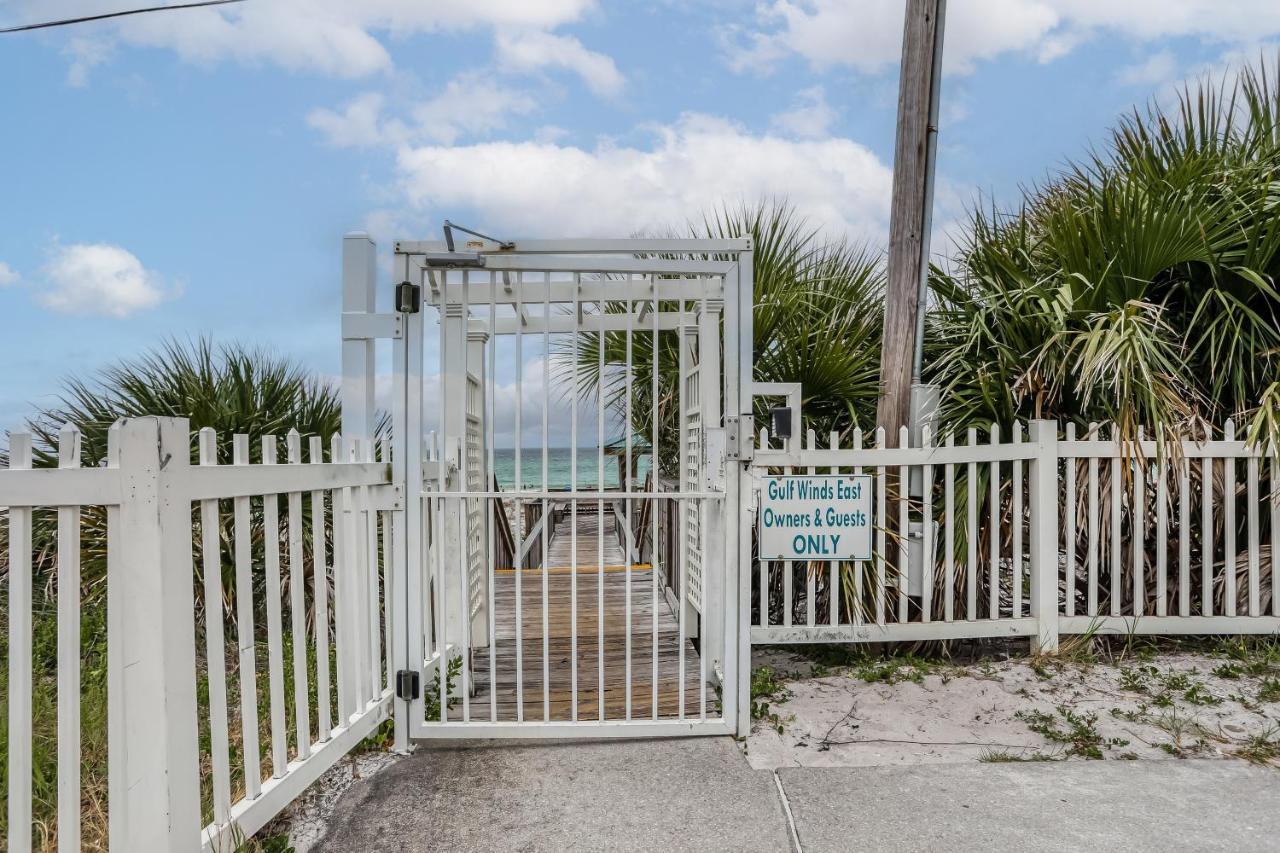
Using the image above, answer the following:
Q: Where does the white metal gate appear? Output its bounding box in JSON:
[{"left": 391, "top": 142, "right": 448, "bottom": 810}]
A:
[{"left": 390, "top": 237, "right": 753, "bottom": 739}]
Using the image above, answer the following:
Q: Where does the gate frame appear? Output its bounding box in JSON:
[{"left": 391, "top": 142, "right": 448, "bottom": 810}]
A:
[{"left": 379, "top": 236, "right": 754, "bottom": 742}]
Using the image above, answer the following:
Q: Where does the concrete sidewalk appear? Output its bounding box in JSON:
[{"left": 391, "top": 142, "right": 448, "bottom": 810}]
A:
[
  {"left": 314, "top": 739, "right": 1280, "bottom": 852},
  {"left": 315, "top": 738, "right": 791, "bottom": 853},
  {"left": 780, "top": 761, "right": 1280, "bottom": 853}
]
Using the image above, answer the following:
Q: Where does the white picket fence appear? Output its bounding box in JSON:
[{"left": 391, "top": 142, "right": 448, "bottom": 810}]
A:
[
  {"left": 5, "top": 411, "right": 1280, "bottom": 850},
  {"left": 1059, "top": 420, "right": 1279, "bottom": 635},
  {"left": 752, "top": 419, "right": 1280, "bottom": 649},
  {"left": 2, "top": 417, "right": 393, "bottom": 852}
]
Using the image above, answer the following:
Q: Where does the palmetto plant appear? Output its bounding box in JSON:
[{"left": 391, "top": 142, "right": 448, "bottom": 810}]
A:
[
  {"left": 930, "top": 62, "right": 1280, "bottom": 441},
  {"left": 4, "top": 337, "right": 347, "bottom": 614},
  {"left": 928, "top": 60, "right": 1280, "bottom": 620}
]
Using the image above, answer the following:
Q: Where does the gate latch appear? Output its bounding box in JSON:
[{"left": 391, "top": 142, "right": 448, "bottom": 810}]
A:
[
  {"left": 395, "top": 281, "right": 422, "bottom": 313},
  {"left": 396, "top": 669, "right": 421, "bottom": 701}
]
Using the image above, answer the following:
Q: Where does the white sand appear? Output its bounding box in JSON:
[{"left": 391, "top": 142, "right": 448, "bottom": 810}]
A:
[{"left": 745, "top": 648, "right": 1280, "bottom": 770}]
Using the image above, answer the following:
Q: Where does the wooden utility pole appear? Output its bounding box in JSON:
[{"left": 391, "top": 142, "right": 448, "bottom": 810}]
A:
[{"left": 876, "top": 0, "right": 945, "bottom": 443}]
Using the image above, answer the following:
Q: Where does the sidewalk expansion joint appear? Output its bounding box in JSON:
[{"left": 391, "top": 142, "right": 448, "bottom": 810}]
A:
[{"left": 772, "top": 770, "right": 803, "bottom": 853}]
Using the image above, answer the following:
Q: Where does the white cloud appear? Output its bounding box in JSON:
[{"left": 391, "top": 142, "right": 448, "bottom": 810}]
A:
[
  {"left": 769, "top": 86, "right": 837, "bottom": 138},
  {"left": 8, "top": 0, "right": 600, "bottom": 80},
  {"left": 310, "top": 75, "right": 538, "bottom": 149},
  {"left": 495, "top": 30, "right": 625, "bottom": 97},
  {"left": 63, "top": 37, "right": 114, "bottom": 87},
  {"left": 1117, "top": 50, "right": 1178, "bottom": 87},
  {"left": 308, "top": 93, "right": 389, "bottom": 148},
  {"left": 0, "top": 262, "right": 19, "bottom": 288},
  {"left": 392, "top": 112, "right": 893, "bottom": 242},
  {"left": 412, "top": 74, "right": 539, "bottom": 144},
  {"left": 1050, "top": 1, "right": 1280, "bottom": 43},
  {"left": 728, "top": 0, "right": 1058, "bottom": 75},
  {"left": 728, "top": 0, "right": 1280, "bottom": 76},
  {"left": 38, "top": 243, "right": 172, "bottom": 317}
]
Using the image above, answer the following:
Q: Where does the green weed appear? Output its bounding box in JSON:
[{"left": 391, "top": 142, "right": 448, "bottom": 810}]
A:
[
  {"left": 751, "top": 666, "right": 792, "bottom": 733},
  {"left": 1016, "top": 706, "right": 1128, "bottom": 759}
]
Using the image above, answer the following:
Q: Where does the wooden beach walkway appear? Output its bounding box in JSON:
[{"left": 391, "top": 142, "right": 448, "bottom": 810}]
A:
[{"left": 470, "top": 504, "right": 711, "bottom": 721}]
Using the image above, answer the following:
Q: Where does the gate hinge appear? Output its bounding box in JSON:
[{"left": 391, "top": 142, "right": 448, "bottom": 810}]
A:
[
  {"left": 395, "top": 281, "right": 422, "bottom": 314},
  {"left": 396, "top": 669, "right": 421, "bottom": 701},
  {"left": 725, "top": 415, "right": 754, "bottom": 462}
]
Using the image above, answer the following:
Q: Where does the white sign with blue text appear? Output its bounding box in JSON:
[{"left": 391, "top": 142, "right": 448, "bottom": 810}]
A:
[{"left": 759, "top": 475, "right": 873, "bottom": 561}]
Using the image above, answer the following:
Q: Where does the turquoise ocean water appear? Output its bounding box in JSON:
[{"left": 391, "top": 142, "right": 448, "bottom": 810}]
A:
[{"left": 491, "top": 448, "right": 651, "bottom": 490}]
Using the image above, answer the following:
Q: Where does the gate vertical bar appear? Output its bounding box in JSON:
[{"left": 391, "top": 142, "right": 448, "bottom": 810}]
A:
[
  {"left": 648, "top": 277, "right": 659, "bottom": 719},
  {"left": 541, "top": 273, "right": 551, "bottom": 721},
  {"left": 514, "top": 272, "right": 524, "bottom": 722},
  {"left": 624, "top": 281, "right": 634, "bottom": 720},
  {"left": 486, "top": 270, "right": 498, "bottom": 722},
  {"left": 570, "top": 274, "right": 580, "bottom": 721},
  {"left": 600, "top": 288, "right": 609, "bottom": 721}
]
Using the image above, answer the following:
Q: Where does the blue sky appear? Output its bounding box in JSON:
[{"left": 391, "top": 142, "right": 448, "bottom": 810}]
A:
[{"left": 2, "top": 0, "right": 1278, "bottom": 438}]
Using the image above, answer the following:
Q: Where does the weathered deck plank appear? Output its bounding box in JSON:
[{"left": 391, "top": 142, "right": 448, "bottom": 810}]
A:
[{"left": 463, "top": 505, "right": 712, "bottom": 722}]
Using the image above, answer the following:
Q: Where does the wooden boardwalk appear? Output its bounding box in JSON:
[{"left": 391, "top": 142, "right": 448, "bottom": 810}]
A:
[{"left": 469, "top": 504, "right": 712, "bottom": 722}]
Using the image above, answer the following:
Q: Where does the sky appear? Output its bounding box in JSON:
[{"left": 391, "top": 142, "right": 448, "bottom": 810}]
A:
[{"left": 2, "top": 0, "right": 1279, "bottom": 442}]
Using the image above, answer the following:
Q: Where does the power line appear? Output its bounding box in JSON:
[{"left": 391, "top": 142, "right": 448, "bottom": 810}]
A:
[{"left": 0, "top": 0, "right": 248, "bottom": 34}]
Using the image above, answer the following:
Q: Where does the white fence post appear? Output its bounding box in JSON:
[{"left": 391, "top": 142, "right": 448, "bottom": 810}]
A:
[
  {"left": 1029, "top": 419, "right": 1060, "bottom": 654},
  {"left": 109, "top": 417, "right": 202, "bottom": 851},
  {"left": 342, "top": 232, "right": 378, "bottom": 441}
]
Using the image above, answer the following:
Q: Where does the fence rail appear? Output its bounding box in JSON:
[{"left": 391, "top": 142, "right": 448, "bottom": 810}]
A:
[
  {"left": 2, "top": 417, "right": 392, "bottom": 852},
  {"left": 751, "top": 419, "right": 1279, "bottom": 650}
]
